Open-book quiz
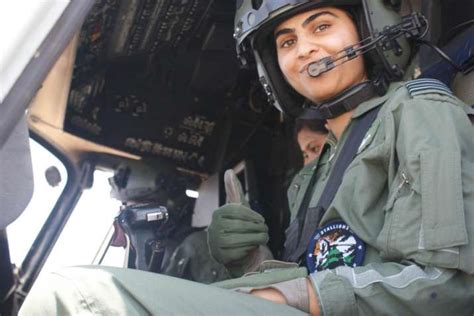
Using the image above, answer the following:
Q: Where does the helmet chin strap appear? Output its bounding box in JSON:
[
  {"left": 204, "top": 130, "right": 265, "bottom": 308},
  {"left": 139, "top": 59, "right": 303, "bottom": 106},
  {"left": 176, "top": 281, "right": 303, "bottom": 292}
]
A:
[
  {"left": 306, "top": 12, "right": 428, "bottom": 78},
  {"left": 299, "top": 81, "right": 377, "bottom": 120}
]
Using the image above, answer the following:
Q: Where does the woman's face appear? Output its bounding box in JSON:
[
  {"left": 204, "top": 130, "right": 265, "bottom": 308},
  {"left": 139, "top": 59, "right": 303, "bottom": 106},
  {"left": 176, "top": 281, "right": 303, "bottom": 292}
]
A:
[
  {"left": 274, "top": 7, "right": 367, "bottom": 103},
  {"left": 297, "top": 128, "right": 327, "bottom": 165}
]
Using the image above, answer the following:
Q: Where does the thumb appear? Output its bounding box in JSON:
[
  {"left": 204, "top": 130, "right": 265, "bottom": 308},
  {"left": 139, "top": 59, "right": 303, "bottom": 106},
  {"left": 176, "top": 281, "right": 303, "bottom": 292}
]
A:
[{"left": 224, "top": 169, "right": 250, "bottom": 208}]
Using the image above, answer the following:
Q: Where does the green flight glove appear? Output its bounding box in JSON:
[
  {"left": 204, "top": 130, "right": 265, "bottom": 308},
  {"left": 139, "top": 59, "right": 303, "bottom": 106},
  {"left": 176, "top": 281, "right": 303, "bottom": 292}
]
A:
[{"left": 207, "top": 170, "right": 271, "bottom": 277}]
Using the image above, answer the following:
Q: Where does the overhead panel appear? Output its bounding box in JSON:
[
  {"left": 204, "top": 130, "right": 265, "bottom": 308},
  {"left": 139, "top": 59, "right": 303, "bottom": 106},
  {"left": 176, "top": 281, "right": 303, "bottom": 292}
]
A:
[{"left": 64, "top": 0, "right": 239, "bottom": 173}]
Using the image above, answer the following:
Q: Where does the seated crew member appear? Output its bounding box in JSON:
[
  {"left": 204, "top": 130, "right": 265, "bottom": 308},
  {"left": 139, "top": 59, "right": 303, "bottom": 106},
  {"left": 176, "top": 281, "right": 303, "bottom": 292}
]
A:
[
  {"left": 295, "top": 118, "right": 328, "bottom": 166},
  {"left": 207, "top": 117, "right": 328, "bottom": 279},
  {"left": 20, "top": 1, "right": 474, "bottom": 315},
  {"left": 164, "top": 118, "right": 327, "bottom": 281}
]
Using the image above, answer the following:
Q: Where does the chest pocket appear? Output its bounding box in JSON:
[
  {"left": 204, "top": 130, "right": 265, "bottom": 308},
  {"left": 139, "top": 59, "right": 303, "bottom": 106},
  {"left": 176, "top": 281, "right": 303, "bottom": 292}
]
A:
[
  {"left": 381, "top": 149, "right": 470, "bottom": 272},
  {"left": 459, "top": 160, "right": 474, "bottom": 274},
  {"left": 419, "top": 149, "right": 468, "bottom": 250},
  {"left": 288, "top": 172, "right": 314, "bottom": 222},
  {"left": 287, "top": 181, "right": 301, "bottom": 212}
]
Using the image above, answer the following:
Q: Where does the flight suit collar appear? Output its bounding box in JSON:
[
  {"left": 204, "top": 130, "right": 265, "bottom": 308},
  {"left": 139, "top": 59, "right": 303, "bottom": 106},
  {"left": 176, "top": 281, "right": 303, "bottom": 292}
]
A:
[
  {"left": 351, "top": 82, "right": 404, "bottom": 119},
  {"left": 317, "top": 82, "right": 404, "bottom": 146},
  {"left": 298, "top": 155, "right": 320, "bottom": 175},
  {"left": 325, "top": 82, "right": 404, "bottom": 156},
  {"left": 298, "top": 140, "right": 334, "bottom": 176}
]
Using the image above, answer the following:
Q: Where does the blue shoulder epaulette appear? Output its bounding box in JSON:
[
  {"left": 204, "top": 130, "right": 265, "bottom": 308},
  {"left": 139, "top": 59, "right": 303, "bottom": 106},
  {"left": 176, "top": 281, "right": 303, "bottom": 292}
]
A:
[{"left": 405, "top": 78, "right": 454, "bottom": 98}]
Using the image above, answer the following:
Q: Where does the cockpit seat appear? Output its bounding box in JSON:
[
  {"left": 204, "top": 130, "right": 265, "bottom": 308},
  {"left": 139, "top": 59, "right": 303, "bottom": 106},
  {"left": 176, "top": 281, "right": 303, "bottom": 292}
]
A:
[{"left": 419, "top": 25, "right": 474, "bottom": 106}]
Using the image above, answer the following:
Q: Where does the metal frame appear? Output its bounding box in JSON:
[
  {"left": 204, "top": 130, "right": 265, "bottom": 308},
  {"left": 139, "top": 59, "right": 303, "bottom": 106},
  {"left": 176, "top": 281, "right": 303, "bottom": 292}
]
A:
[
  {"left": 0, "top": 133, "right": 94, "bottom": 314},
  {"left": 0, "top": 0, "right": 96, "bottom": 149}
]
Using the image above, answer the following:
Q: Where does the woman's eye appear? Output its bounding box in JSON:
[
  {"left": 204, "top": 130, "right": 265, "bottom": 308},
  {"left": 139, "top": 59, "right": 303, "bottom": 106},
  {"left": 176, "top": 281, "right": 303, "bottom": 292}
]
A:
[
  {"left": 314, "top": 23, "right": 330, "bottom": 33},
  {"left": 308, "top": 144, "right": 321, "bottom": 153},
  {"left": 280, "top": 39, "right": 296, "bottom": 48}
]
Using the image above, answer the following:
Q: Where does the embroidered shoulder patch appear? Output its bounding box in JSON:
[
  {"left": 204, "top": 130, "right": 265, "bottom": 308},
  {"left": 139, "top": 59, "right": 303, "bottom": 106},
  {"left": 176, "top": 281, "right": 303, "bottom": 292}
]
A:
[
  {"left": 405, "top": 78, "right": 453, "bottom": 98},
  {"left": 306, "top": 221, "right": 365, "bottom": 273}
]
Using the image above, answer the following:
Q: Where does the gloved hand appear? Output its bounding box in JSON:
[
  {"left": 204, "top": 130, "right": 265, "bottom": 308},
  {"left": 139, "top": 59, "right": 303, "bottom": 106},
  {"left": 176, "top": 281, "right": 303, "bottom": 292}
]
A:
[{"left": 208, "top": 170, "right": 271, "bottom": 277}]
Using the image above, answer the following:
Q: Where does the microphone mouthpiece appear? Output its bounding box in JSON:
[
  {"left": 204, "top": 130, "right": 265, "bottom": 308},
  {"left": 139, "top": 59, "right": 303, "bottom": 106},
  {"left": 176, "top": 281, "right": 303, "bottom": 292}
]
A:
[{"left": 307, "top": 56, "right": 336, "bottom": 77}]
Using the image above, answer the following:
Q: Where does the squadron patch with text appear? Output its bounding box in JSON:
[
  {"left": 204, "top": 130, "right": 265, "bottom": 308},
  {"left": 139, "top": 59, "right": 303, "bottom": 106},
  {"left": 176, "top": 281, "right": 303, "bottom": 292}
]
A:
[{"left": 306, "top": 221, "right": 365, "bottom": 273}]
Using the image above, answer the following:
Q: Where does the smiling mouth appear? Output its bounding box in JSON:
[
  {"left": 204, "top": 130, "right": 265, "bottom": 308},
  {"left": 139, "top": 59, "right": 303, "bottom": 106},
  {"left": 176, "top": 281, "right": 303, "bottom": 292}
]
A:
[
  {"left": 300, "top": 62, "right": 314, "bottom": 74},
  {"left": 299, "top": 57, "right": 331, "bottom": 75},
  {"left": 302, "top": 55, "right": 340, "bottom": 77}
]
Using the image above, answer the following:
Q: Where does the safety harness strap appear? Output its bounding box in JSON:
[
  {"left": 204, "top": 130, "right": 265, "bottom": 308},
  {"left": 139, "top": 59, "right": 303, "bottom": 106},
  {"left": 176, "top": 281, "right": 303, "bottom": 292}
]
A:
[{"left": 284, "top": 103, "right": 382, "bottom": 263}]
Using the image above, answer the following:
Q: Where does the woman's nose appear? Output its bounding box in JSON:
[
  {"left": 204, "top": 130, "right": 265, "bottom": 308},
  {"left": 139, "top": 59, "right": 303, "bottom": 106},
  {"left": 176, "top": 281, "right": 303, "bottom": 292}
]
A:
[{"left": 297, "top": 39, "right": 319, "bottom": 59}]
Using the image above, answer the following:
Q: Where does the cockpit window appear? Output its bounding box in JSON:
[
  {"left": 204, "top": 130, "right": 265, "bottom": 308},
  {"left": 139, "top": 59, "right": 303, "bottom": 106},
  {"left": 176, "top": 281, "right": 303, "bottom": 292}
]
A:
[
  {"left": 6, "top": 139, "right": 67, "bottom": 266},
  {"left": 42, "top": 170, "right": 124, "bottom": 273}
]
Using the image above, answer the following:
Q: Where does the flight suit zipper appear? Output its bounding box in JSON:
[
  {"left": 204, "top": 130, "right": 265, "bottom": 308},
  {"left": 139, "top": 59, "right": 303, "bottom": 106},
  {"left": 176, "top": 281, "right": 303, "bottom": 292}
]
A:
[
  {"left": 397, "top": 171, "right": 410, "bottom": 192},
  {"left": 385, "top": 170, "right": 410, "bottom": 255}
]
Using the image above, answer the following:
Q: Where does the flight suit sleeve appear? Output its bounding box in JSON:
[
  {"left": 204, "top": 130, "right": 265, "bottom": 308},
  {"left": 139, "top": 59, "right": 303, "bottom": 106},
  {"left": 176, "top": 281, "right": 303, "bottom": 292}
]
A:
[
  {"left": 309, "top": 263, "right": 474, "bottom": 315},
  {"left": 308, "top": 95, "right": 474, "bottom": 315}
]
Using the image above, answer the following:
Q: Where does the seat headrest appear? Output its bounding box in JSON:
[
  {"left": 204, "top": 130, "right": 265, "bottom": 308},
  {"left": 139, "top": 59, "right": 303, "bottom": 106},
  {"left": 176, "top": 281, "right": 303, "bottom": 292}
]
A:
[{"left": 419, "top": 25, "right": 474, "bottom": 88}]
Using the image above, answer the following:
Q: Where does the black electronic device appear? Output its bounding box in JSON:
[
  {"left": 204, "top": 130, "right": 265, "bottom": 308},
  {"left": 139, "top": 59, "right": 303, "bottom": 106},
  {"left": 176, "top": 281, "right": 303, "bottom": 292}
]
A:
[{"left": 117, "top": 203, "right": 168, "bottom": 271}]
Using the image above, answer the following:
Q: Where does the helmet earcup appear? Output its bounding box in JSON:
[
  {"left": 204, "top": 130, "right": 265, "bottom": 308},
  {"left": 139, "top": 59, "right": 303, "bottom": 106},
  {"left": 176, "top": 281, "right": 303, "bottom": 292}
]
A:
[
  {"left": 362, "top": 0, "right": 412, "bottom": 80},
  {"left": 352, "top": 6, "right": 389, "bottom": 93}
]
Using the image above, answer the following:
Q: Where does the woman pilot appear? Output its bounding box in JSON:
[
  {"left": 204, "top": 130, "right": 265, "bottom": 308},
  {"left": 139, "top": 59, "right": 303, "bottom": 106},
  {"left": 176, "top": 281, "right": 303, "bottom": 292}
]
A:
[{"left": 20, "top": 1, "right": 474, "bottom": 315}]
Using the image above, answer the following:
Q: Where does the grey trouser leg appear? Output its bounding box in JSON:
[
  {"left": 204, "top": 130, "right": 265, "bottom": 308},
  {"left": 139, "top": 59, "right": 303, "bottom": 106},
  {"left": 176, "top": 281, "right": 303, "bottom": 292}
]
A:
[{"left": 19, "top": 266, "right": 306, "bottom": 315}]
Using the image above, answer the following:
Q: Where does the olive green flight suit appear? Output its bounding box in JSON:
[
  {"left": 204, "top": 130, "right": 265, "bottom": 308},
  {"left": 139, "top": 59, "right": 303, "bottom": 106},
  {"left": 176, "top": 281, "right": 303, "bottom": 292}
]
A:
[
  {"left": 20, "top": 81, "right": 474, "bottom": 315},
  {"left": 162, "top": 230, "right": 231, "bottom": 283},
  {"left": 285, "top": 80, "right": 474, "bottom": 315}
]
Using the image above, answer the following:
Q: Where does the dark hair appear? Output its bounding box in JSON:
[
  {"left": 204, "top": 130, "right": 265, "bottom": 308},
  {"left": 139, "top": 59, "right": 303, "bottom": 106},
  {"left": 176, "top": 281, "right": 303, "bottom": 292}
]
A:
[{"left": 294, "top": 118, "right": 328, "bottom": 135}]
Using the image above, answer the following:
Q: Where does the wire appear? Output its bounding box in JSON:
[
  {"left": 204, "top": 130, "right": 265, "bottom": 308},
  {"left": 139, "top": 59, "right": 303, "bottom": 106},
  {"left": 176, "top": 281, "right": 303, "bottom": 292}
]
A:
[
  {"left": 439, "top": 20, "right": 474, "bottom": 46},
  {"left": 419, "top": 40, "right": 464, "bottom": 72}
]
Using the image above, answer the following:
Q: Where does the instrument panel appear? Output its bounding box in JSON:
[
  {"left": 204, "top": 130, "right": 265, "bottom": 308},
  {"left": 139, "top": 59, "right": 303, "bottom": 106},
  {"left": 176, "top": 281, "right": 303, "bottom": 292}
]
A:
[{"left": 65, "top": 0, "right": 239, "bottom": 173}]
